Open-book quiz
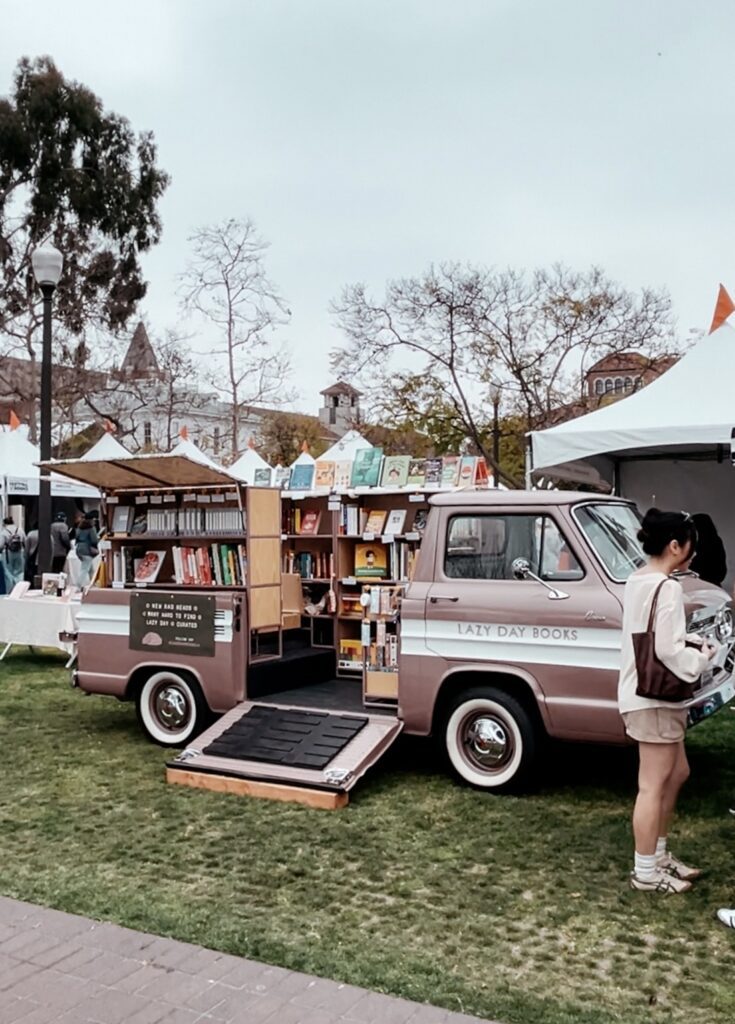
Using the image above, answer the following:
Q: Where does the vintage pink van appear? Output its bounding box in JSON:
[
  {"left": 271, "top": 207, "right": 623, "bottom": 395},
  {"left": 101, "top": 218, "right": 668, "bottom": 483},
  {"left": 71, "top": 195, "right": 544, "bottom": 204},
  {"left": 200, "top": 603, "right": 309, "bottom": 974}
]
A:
[{"left": 67, "top": 485, "right": 735, "bottom": 797}]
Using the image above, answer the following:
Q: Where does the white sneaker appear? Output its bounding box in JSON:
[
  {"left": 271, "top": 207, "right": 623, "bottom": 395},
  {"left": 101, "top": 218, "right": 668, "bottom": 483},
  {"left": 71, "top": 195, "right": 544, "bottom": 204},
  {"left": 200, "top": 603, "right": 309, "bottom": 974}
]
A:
[
  {"left": 717, "top": 908, "right": 735, "bottom": 928},
  {"left": 658, "top": 852, "right": 702, "bottom": 881},
  {"left": 630, "top": 869, "right": 692, "bottom": 894}
]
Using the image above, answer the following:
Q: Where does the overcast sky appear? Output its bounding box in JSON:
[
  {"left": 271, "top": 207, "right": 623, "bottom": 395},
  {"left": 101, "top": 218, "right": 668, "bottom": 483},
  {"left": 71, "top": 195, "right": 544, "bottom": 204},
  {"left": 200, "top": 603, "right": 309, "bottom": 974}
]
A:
[{"left": 2, "top": 0, "right": 734, "bottom": 415}]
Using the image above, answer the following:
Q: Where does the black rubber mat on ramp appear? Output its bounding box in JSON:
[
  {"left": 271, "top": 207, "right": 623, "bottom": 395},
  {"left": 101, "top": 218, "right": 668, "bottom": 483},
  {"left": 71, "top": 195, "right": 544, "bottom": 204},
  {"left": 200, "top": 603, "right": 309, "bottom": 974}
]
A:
[{"left": 202, "top": 706, "right": 368, "bottom": 770}]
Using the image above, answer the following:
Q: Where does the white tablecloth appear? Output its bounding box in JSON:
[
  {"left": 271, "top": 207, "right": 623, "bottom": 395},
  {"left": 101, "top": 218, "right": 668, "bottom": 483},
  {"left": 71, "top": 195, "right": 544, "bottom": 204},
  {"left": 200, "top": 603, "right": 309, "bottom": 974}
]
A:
[{"left": 0, "top": 594, "right": 80, "bottom": 655}]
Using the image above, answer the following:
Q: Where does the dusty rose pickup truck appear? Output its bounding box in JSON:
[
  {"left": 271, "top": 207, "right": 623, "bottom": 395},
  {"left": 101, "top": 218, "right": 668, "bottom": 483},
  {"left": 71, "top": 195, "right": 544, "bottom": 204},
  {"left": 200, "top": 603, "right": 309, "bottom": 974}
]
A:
[{"left": 72, "top": 491, "right": 735, "bottom": 795}]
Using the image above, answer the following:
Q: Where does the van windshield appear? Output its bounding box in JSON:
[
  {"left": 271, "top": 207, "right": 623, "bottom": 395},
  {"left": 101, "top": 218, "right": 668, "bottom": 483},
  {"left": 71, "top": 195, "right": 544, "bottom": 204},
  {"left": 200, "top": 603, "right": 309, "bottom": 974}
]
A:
[{"left": 574, "top": 503, "right": 646, "bottom": 581}]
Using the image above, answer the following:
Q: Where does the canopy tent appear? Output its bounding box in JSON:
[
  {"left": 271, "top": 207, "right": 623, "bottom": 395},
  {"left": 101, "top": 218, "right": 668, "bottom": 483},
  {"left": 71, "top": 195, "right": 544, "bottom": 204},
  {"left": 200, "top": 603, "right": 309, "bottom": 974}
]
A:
[
  {"left": 39, "top": 453, "right": 241, "bottom": 491},
  {"left": 169, "top": 436, "right": 223, "bottom": 470},
  {"left": 529, "top": 319, "right": 735, "bottom": 586},
  {"left": 81, "top": 432, "right": 129, "bottom": 461},
  {"left": 229, "top": 441, "right": 273, "bottom": 485},
  {"left": 319, "top": 429, "right": 373, "bottom": 462},
  {"left": 530, "top": 323, "right": 735, "bottom": 478},
  {"left": 0, "top": 426, "right": 100, "bottom": 510}
]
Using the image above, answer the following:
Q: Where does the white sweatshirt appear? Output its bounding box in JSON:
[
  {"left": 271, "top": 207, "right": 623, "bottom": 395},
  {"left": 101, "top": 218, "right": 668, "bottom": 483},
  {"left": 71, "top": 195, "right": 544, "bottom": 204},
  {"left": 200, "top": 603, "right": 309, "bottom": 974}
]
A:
[{"left": 618, "top": 571, "right": 710, "bottom": 714}]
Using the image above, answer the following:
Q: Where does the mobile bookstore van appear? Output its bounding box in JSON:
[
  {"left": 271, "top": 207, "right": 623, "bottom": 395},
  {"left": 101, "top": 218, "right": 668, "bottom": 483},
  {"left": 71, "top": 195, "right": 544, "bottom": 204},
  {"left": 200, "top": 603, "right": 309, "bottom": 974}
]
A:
[{"left": 45, "top": 455, "right": 735, "bottom": 808}]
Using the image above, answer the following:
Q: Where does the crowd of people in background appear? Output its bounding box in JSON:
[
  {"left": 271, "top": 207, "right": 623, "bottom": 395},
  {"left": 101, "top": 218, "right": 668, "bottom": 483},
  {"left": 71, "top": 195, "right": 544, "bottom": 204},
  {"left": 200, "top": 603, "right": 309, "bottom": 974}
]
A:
[{"left": 0, "top": 508, "right": 101, "bottom": 594}]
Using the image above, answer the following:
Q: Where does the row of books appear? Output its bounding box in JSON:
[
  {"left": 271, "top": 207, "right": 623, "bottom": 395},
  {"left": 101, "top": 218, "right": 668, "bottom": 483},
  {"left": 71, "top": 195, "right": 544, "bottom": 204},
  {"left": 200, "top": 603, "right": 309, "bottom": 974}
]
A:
[
  {"left": 281, "top": 508, "right": 323, "bottom": 535},
  {"left": 337, "top": 505, "right": 429, "bottom": 538},
  {"left": 364, "top": 585, "right": 401, "bottom": 616},
  {"left": 172, "top": 543, "right": 247, "bottom": 586},
  {"left": 283, "top": 550, "right": 335, "bottom": 579},
  {"left": 366, "top": 635, "right": 399, "bottom": 670},
  {"left": 111, "top": 505, "right": 246, "bottom": 537},
  {"left": 284, "top": 449, "right": 490, "bottom": 492}
]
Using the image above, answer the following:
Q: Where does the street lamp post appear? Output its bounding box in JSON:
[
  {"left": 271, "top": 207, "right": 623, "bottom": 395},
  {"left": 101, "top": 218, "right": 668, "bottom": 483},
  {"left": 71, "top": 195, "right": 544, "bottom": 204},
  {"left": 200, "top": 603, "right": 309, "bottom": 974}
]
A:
[
  {"left": 489, "top": 384, "right": 501, "bottom": 488},
  {"left": 31, "top": 244, "right": 64, "bottom": 577}
]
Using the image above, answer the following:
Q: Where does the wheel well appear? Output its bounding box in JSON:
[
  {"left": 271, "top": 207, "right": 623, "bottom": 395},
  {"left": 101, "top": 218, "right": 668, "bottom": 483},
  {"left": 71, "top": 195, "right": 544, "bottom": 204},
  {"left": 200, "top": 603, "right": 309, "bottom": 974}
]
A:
[
  {"left": 431, "top": 670, "right": 546, "bottom": 737},
  {"left": 125, "top": 666, "right": 205, "bottom": 706}
]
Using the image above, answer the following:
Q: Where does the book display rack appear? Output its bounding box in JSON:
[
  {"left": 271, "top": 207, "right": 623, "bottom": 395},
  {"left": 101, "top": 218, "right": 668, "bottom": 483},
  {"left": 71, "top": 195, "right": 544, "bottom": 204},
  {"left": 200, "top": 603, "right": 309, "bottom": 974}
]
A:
[
  {"left": 360, "top": 584, "right": 402, "bottom": 705},
  {"left": 281, "top": 486, "right": 431, "bottom": 677}
]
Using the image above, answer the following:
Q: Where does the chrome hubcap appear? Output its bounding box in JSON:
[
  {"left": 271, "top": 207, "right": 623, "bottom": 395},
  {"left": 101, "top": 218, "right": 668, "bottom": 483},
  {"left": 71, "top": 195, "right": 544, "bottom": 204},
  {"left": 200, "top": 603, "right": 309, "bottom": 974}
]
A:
[
  {"left": 462, "top": 714, "right": 512, "bottom": 771},
  {"left": 154, "top": 685, "right": 189, "bottom": 731}
]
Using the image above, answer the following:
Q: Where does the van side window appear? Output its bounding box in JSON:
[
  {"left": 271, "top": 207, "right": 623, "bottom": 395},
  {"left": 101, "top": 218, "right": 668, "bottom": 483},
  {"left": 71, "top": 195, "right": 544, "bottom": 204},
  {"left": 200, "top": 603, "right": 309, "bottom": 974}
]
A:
[{"left": 444, "top": 514, "right": 584, "bottom": 581}]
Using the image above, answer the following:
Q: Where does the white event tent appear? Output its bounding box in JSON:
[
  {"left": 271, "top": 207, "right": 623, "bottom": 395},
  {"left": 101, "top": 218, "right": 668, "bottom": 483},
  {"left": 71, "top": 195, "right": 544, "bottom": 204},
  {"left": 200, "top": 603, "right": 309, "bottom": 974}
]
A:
[
  {"left": 169, "top": 435, "right": 223, "bottom": 470},
  {"left": 229, "top": 441, "right": 273, "bottom": 485},
  {"left": 81, "top": 432, "right": 129, "bottom": 461},
  {"left": 0, "top": 425, "right": 99, "bottom": 514},
  {"left": 530, "top": 320, "right": 735, "bottom": 584},
  {"left": 319, "top": 429, "right": 373, "bottom": 462}
]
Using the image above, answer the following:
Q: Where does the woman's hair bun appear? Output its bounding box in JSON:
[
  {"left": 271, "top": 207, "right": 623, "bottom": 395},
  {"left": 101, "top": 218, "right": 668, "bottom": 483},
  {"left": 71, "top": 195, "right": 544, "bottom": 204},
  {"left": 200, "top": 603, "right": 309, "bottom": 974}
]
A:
[{"left": 638, "top": 507, "right": 697, "bottom": 557}]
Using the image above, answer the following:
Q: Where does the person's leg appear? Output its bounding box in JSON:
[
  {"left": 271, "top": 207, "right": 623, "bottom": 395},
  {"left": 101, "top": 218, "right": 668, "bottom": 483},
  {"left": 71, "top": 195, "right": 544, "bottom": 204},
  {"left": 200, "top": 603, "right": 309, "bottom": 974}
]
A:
[
  {"left": 659, "top": 741, "right": 689, "bottom": 840},
  {"left": 633, "top": 741, "right": 679, "bottom": 855}
]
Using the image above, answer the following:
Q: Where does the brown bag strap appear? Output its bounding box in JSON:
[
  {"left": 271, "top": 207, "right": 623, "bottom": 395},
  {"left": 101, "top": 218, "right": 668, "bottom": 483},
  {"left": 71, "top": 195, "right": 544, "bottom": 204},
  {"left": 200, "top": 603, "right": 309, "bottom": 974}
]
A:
[{"left": 646, "top": 577, "right": 675, "bottom": 632}]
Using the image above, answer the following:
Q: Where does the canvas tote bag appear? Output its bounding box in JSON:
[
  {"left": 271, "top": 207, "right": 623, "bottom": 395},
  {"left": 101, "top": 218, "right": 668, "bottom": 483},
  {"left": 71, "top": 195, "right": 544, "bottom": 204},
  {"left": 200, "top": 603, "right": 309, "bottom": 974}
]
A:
[{"left": 633, "top": 578, "right": 699, "bottom": 702}]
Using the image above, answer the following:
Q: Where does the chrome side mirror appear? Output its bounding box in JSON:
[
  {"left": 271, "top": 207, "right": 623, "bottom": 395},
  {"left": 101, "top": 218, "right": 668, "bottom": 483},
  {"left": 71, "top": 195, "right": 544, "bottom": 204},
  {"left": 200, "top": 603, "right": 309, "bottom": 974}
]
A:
[{"left": 511, "top": 557, "right": 570, "bottom": 601}]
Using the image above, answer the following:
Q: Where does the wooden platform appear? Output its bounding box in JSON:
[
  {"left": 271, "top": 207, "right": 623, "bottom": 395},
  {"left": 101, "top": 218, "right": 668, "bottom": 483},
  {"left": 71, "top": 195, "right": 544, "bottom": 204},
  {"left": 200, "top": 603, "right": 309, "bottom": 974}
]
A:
[{"left": 165, "top": 766, "right": 349, "bottom": 810}]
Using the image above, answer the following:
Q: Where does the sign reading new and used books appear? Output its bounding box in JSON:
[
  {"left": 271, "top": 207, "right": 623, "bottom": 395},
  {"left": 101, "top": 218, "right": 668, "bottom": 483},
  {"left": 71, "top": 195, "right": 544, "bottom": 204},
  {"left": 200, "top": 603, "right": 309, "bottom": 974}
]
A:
[{"left": 129, "top": 592, "right": 216, "bottom": 658}]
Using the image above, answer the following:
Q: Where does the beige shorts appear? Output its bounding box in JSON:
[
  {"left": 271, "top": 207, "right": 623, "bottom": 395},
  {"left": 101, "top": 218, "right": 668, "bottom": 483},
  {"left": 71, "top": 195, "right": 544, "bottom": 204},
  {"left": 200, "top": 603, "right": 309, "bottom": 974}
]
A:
[{"left": 623, "top": 707, "right": 688, "bottom": 744}]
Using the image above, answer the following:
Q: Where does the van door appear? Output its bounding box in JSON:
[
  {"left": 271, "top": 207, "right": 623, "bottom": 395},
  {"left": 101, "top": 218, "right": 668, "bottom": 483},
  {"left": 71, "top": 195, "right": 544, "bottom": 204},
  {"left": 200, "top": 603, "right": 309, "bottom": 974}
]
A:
[{"left": 423, "top": 507, "right": 624, "bottom": 741}]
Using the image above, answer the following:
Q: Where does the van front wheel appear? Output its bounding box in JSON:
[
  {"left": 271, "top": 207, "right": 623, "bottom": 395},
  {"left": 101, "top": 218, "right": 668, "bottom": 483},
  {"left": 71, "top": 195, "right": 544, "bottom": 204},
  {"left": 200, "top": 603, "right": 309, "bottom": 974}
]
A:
[
  {"left": 136, "top": 670, "right": 206, "bottom": 747},
  {"left": 444, "top": 687, "right": 538, "bottom": 792}
]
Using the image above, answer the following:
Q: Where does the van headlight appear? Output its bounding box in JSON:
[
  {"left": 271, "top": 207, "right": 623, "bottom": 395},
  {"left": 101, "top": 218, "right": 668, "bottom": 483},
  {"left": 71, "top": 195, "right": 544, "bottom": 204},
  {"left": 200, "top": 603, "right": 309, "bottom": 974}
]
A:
[{"left": 716, "top": 606, "right": 733, "bottom": 642}]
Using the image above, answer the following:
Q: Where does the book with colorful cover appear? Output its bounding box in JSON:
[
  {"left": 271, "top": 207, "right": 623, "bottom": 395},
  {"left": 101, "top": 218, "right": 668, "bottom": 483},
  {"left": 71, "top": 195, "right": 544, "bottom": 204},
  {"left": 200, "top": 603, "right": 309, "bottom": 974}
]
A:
[
  {"left": 424, "top": 457, "right": 443, "bottom": 486},
  {"left": 299, "top": 510, "right": 322, "bottom": 535},
  {"left": 334, "top": 460, "right": 352, "bottom": 489},
  {"left": 380, "top": 454, "right": 411, "bottom": 488},
  {"left": 134, "top": 550, "right": 166, "bottom": 585},
  {"left": 289, "top": 462, "right": 315, "bottom": 490},
  {"left": 354, "top": 542, "right": 388, "bottom": 578},
  {"left": 253, "top": 467, "right": 272, "bottom": 487},
  {"left": 458, "top": 456, "right": 477, "bottom": 486},
  {"left": 384, "top": 509, "right": 407, "bottom": 535},
  {"left": 441, "top": 456, "right": 460, "bottom": 486},
  {"left": 364, "top": 509, "right": 388, "bottom": 535},
  {"left": 351, "top": 447, "right": 383, "bottom": 488},
  {"left": 475, "top": 456, "right": 490, "bottom": 486},
  {"left": 407, "top": 458, "right": 426, "bottom": 487},
  {"left": 314, "top": 460, "right": 335, "bottom": 489}
]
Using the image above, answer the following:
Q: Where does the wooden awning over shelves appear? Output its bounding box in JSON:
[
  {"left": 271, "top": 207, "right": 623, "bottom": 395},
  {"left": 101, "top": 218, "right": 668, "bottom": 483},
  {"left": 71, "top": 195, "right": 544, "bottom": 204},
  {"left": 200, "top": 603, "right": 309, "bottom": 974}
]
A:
[{"left": 37, "top": 453, "right": 239, "bottom": 492}]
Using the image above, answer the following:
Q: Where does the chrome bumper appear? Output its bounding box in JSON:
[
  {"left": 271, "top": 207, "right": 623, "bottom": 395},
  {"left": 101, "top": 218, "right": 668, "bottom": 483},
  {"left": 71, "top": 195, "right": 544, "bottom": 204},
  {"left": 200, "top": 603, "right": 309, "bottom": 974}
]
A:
[{"left": 687, "top": 670, "right": 735, "bottom": 727}]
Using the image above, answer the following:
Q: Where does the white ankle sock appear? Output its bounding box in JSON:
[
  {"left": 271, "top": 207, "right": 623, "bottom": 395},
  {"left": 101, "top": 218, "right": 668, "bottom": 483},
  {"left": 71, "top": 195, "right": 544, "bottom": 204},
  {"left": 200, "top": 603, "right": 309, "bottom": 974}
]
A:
[
  {"left": 634, "top": 852, "right": 658, "bottom": 881},
  {"left": 655, "top": 837, "right": 667, "bottom": 859}
]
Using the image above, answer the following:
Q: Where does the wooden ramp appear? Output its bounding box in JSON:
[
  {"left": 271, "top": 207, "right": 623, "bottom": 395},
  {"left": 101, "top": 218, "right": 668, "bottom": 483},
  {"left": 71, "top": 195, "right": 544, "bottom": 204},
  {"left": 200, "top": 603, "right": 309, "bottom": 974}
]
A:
[
  {"left": 166, "top": 699, "right": 402, "bottom": 810},
  {"left": 166, "top": 766, "right": 348, "bottom": 810}
]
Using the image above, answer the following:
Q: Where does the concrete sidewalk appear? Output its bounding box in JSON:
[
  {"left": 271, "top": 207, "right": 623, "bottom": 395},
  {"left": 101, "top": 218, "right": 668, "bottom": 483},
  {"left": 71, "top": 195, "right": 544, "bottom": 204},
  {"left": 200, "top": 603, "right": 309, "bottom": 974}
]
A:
[{"left": 0, "top": 897, "right": 494, "bottom": 1024}]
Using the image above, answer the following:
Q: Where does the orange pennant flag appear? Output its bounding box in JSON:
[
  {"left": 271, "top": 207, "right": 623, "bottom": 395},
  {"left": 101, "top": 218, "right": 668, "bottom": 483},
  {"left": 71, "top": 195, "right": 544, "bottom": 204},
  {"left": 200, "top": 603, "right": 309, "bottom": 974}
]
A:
[
  {"left": 301, "top": 440, "right": 310, "bottom": 453},
  {"left": 104, "top": 419, "right": 116, "bottom": 434},
  {"left": 248, "top": 436, "right": 256, "bottom": 449},
  {"left": 708, "top": 284, "right": 735, "bottom": 334},
  {"left": 9, "top": 410, "right": 20, "bottom": 430},
  {"left": 179, "top": 425, "right": 189, "bottom": 441}
]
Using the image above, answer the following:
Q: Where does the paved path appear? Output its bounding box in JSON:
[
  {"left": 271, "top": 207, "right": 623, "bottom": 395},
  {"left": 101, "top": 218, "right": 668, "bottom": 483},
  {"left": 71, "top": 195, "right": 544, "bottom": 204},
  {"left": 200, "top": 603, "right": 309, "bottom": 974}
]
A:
[{"left": 0, "top": 898, "right": 495, "bottom": 1024}]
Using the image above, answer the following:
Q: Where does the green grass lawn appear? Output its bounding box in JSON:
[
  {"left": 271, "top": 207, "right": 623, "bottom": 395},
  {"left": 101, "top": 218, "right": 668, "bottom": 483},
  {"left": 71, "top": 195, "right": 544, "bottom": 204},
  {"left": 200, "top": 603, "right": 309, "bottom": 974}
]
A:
[{"left": 2, "top": 650, "right": 735, "bottom": 1023}]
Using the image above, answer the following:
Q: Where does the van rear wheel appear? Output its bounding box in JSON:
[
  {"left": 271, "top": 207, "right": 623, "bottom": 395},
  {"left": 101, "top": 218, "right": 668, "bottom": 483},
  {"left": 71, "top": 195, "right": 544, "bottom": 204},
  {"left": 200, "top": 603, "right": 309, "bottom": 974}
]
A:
[
  {"left": 136, "top": 670, "right": 207, "bottom": 747},
  {"left": 443, "top": 687, "right": 538, "bottom": 792}
]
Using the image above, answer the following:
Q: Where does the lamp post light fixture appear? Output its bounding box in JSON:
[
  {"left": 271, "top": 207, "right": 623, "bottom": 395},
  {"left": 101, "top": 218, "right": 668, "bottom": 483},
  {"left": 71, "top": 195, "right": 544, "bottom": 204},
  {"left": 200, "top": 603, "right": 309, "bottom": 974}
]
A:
[
  {"left": 488, "top": 383, "right": 501, "bottom": 488},
  {"left": 31, "top": 243, "right": 64, "bottom": 578}
]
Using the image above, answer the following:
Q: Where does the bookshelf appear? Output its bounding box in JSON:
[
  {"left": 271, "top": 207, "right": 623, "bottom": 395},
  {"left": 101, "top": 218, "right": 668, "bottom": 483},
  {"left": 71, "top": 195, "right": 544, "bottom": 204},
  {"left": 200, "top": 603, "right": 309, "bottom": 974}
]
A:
[
  {"left": 332, "top": 490, "right": 429, "bottom": 678},
  {"left": 361, "top": 584, "right": 402, "bottom": 705},
  {"left": 281, "top": 493, "right": 336, "bottom": 649}
]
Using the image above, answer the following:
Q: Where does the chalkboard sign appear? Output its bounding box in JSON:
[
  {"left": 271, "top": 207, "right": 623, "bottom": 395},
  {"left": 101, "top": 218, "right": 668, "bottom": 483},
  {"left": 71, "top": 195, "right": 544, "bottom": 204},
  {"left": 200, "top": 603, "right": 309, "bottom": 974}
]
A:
[{"left": 130, "top": 592, "right": 216, "bottom": 658}]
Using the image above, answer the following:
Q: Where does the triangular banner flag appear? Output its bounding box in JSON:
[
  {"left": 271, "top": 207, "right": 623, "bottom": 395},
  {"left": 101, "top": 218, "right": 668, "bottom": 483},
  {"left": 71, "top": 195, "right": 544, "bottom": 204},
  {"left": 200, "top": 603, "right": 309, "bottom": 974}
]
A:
[
  {"left": 9, "top": 410, "right": 20, "bottom": 430},
  {"left": 179, "top": 425, "right": 189, "bottom": 441},
  {"left": 104, "top": 419, "right": 116, "bottom": 434},
  {"left": 708, "top": 284, "right": 735, "bottom": 334},
  {"left": 301, "top": 440, "right": 310, "bottom": 453}
]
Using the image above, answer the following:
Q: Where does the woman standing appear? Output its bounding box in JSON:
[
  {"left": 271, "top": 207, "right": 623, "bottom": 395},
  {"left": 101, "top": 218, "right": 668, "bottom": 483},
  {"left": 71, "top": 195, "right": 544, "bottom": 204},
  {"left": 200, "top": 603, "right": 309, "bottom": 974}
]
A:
[
  {"left": 619, "top": 509, "right": 715, "bottom": 894},
  {"left": 74, "top": 515, "right": 99, "bottom": 589}
]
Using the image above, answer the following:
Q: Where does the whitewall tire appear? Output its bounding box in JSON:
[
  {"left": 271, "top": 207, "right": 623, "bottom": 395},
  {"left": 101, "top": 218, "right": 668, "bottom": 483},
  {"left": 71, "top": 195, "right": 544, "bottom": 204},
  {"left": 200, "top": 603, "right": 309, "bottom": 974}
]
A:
[
  {"left": 136, "top": 671, "right": 206, "bottom": 747},
  {"left": 444, "top": 687, "right": 538, "bottom": 792}
]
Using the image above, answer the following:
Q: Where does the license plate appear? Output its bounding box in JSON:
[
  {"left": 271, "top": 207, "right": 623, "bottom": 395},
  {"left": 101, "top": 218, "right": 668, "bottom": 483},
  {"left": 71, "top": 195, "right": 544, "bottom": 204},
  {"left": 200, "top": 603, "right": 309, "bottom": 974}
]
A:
[{"left": 688, "top": 677, "right": 735, "bottom": 726}]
